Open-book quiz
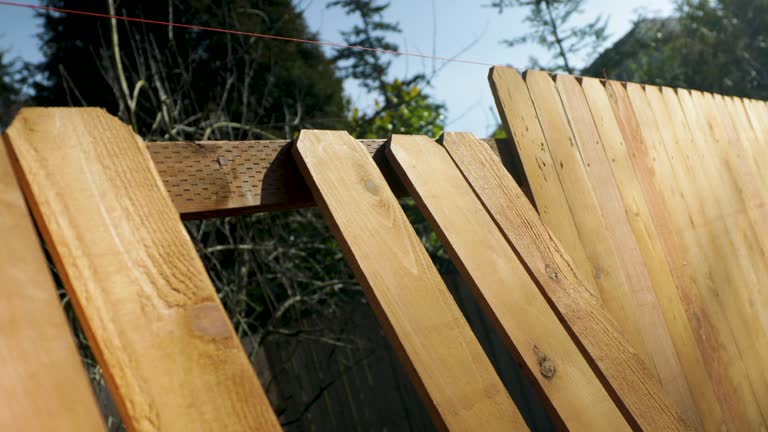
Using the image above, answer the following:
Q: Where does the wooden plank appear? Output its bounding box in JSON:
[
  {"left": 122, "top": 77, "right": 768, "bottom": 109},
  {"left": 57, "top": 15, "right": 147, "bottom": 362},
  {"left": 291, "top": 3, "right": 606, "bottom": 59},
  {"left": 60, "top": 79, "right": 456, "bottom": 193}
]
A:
[
  {"left": 523, "top": 70, "right": 656, "bottom": 370},
  {"left": 488, "top": 66, "right": 600, "bottom": 297},
  {"left": 722, "top": 96, "right": 768, "bottom": 192},
  {"left": 442, "top": 131, "right": 690, "bottom": 431},
  {"left": 555, "top": 75, "right": 700, "bottom": 426},
  {"left": 689, "top": 91, "right": 768, "bottom": 412},
  {"left": 292, "top": 130, "right": 527, "bottom": 432},
  {"left": 707, "top": 93, "right": 768, "bottom": 267},
  {"left": 580, "top": 77, "right": 723, "bottom": 432},
  {"left": 742, "top": 98, "right": 768, "bottom": 150},
  {"left": 4, "top": 108, "right": 282, "bottom": 432},
  {"left": 654, "top": 85, "right": 766, "bottom": 431},
  {"left": 562, "top": 75, "right": 705, "bottom": 429},
  {"left": 581, "top": 78, "right": 722, "bottom": 431},
  {"left": 146, "top": 138, "right": 503, "bottom": 219},
  {"left": 640, "top": 84, "right": 756, "bottom": 432},
  {"left": 630, "top": 83, "right": 764, "bottom": 429},
  {"left": 386, "top": 134, "right": 628, "bottom": 431},
  {"left": 676, "top": 91, "right": 768, "bottom": 423},
  {"left": 0, "top": 138, "right": 105, "bottom": 432}
]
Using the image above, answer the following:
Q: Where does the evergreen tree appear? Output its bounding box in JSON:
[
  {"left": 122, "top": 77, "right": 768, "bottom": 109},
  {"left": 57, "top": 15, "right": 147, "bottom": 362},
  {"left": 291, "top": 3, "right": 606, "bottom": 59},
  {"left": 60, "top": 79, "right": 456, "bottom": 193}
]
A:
[
  {"left": 585, "top": 0, "right": 768, "bottom": 99},
  {"left": 329, "top": 0, "right": 445, "bottom": 138},
  {"left": 0, "top": 48, "right": 24, "bottom": 130},
  {"left": 489, "top": 0, "right": 609, "bottom": 73},
  {"left": 34, "top": 0, "right": 346, "bottom": 139}
]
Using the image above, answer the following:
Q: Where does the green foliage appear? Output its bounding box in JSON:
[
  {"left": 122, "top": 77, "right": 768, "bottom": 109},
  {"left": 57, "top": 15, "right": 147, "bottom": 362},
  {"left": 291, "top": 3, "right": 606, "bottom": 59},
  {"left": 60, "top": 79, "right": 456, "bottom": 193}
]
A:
[
  {"left": 330, "top": 0, "right": 446, "bottom": 137},
  {"left": 585, "top": 0, "right": 768, "bottom": 99},
  {"left": 34, "top": 0, "right": 346, "bottom": 139},
  {"left": 0, "top": 48, "right": 25, "bottom": 130},
  {"left": 350, "top": 79, "right": 444, "bottom": 138},
  {"left": 489, "top": 0, "right": 609, "bottom": 73},
  {"left": 31, "top": 0, "right": 448, "bottom": 349},
  {"left": 327, "top": 0, "right": 400, "bottom": 92}
]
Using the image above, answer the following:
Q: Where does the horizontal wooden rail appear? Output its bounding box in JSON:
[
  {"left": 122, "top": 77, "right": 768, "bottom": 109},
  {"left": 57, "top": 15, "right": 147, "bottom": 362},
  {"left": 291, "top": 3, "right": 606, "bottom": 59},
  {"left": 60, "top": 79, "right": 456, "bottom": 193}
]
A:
[{"left": 147, "top": 138, "right": 505, "bottom": 219}]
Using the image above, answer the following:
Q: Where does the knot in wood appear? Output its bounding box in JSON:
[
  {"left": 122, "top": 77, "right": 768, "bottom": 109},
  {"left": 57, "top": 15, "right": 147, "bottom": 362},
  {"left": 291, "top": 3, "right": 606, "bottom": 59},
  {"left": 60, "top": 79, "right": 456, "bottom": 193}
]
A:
[
  {"left": 533, "top": 345, "right": 556, "bottom": 379},
  {"left": 188, "top": 302, "right": 231, "bottom": 340},
  {"left": 545, "top": 264, "right": 559, "bottom": 281},
  {"left": 363, "top": 177, "right": 379, "bottom": 195},
  {"left": 593, "top": 266, "right": 603, "bottom": 281}
]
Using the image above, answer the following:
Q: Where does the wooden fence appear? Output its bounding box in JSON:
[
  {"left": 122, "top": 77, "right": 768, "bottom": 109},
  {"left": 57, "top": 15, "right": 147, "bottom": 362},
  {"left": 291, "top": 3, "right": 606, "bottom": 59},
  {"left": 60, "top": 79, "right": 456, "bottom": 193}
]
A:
[{"left": 2, "top": 68, "right": 767, "bottom": 431}]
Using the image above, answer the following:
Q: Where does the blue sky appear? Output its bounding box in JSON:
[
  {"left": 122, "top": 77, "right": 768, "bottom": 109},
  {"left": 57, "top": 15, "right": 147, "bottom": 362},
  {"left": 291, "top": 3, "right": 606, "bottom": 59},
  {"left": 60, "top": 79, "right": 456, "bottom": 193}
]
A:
[{"left": 0, "top": 0, "right": 675, "bottom": 135}]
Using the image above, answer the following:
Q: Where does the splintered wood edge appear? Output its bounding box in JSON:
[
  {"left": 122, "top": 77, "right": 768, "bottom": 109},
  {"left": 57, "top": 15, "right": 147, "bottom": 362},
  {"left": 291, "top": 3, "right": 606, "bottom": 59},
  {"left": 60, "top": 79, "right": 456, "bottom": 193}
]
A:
[{"left": 146, "top": 138, "right": 506, "bottom": 219}]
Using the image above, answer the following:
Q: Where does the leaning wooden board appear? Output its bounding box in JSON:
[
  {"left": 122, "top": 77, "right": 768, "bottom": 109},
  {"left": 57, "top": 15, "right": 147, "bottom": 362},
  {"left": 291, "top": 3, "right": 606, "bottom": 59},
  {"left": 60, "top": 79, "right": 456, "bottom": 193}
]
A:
[
  {"left": 676, "top": 89, "right": 768, "bottom": 421},
  {"left": 442, "top": 131, "right": 690, "bottom": 431},
  {"left": 386, "top": 134, "right": 628, "bottom": 431},
  {"left": 0, "top": 137, "right": 105, "bottom": 431},
  {"left": 554, "top": 75, "right": 699, "bottom": 428},
  {"left": 579, "top": 77, "right": 722, "bottom": 432},
  {"left": 639, "top": 84, "right": 765, "bottom": 429},
  {"left": 292, "top": 130, "right": 527, "bottom": 431},
  {"left": 491, "top": 66, "right": 768, "bottom": 430},
  {"left": 488, "top": 67, "right": 600, "bottom": 297},
  {"left": 4, "top": 108, "right": 282, "bottom": 431}
]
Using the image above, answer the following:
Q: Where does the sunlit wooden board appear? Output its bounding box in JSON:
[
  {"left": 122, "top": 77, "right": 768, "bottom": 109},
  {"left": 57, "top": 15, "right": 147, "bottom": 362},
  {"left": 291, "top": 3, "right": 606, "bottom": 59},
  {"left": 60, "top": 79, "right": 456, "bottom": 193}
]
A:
[
  {"left": 488, "top": 66, "right": 600, "bottom": 295},
  {"left": 292, "top": 129, "right": 527, "bottom": 431},
  {"left": 387, "top": 134, "right": 628, "bottom": 431},
  {"left": 627, "top": 83, "right": 765, "bottom": 429},
  {"left": 676, "top": 91, "right": 768, "bottom": 422},
  {"left": 442, "top": 131, "right": 690, "bottom": 432},
  {"left": 0, "top": 137, "right": 104, "bottom": 432},
  {"left": 555, "top": 75, "right": 699, "bottom": 428},
  {"left": 578, "top": 77, "right": 721, "bottom": 431},
  {"left": 4, "top": 107, "right": 282, "bottom": 432},
  {"left": 523, "top": 70, "right": 658, "bottom": 371}
]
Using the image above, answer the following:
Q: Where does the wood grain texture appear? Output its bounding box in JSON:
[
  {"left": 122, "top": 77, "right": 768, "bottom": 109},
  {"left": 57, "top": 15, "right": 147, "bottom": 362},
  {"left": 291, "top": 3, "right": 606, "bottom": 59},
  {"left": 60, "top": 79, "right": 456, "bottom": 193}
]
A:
[
  {"left": 556, "top": 75, "right": 700, "bottom": 429},
  {"left": 621, "top": 82, "right": 764, "bottom": 430},
  {"left": 657, "top": 85, "right": 767, "bottom": 431},
  {"left": 442, "top": 131, "right": 690, "bottom": 432},
  {"left": 524, "top": 70, "right": 657, "bottom": 370},
  {"left": 4, "top": 108, "right": 282, "bottom": 432},
  {"left": 292, "top": 130, "right": 527, "bottom": 432},
  {"left": 488, "top": 66, "right": 600, "bottom": 297},
  {"left": 146, "top": 138, "right": 503, "bottom": 219},
  {"left": 579, "top": 77, "right": 722, "bottom": 432},
  {"left": 637, "top": 84, "right": 746, "bottom": 432},
  {"left": 386, "top": 134, "right": 628, "bottom": 431},
  {"left": 0, "top": 138, "right": 105, "bottom": 432},
  {"left": 675, "top": 90, "right": 768, "bottom": 424}
]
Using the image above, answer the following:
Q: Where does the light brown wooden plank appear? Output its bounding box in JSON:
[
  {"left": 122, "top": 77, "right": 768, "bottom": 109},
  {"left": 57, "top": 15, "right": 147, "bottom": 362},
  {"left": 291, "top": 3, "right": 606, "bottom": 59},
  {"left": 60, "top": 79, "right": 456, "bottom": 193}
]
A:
[
  {"left": 675, "top": 91, "right": 768, "bottom": 424},
  {"left": 0, "top": 137, "right": 105, "bottom": 432},
  {"left": 386, "top": 134, "right": 628, "bottom": 431},
  {"left": 442, "top": 131, "right": 690, "bottom": 432},
  {"left": 556, "top": 75, "right": 700, "bottom": 428},
  {"left": 578, "top": 76, "right": 723, "bottom": 431},
  {"left": 523, "top": 70, "right": 657, "bottom": 371},
  {"left": 742, "top": 98, "right": 768, "bottom": 149},
  {"left": 488, "top": 67, "right": 600, "bottom": 296},
  {"left": 722, "top": 96, "right": 768, "bottom": 194},
  {"left": 650, "top": 84, "right": 766, "bottom": 431},
  {"left": 706, "top": 93, "right": 768, "bottom": 282},
  {"left": 146, "top": 138, "right": 503, "bottom": 219},
  {"left": 641, "top": 84, "right": 757, "bottom": 432},
  {"left": 4, "top": 107, "right": 282, "bottom": 432},
  {"left": 626, "top": 82, "right": 764, "bottom": 429},
  {"left": 292, "top": 130, "right": 527, "bottom": 432}
]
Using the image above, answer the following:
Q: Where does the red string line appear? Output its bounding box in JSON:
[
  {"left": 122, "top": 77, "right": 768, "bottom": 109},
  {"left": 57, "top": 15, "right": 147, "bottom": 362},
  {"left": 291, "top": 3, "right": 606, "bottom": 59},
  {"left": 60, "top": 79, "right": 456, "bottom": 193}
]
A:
[{"left": 0, "top": 0, "right": 496, "bottom": 67}]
